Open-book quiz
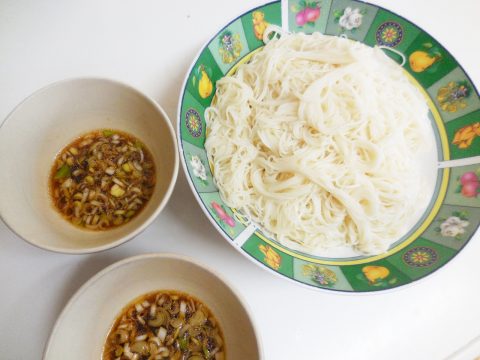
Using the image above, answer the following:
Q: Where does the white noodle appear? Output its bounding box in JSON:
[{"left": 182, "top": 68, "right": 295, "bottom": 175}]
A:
[{"left": 205, "top": 33, "right": 432, "bottom": 255}]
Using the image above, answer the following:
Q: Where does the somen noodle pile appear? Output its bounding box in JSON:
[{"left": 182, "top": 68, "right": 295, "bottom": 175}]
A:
[{"left": 205, "top": 32, "right": 431, "bottom": 255}]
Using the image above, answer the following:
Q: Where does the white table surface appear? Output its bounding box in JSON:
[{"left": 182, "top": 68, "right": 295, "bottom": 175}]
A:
[{"left": 1, "top": 0, "right": 479, "bottom": 359}]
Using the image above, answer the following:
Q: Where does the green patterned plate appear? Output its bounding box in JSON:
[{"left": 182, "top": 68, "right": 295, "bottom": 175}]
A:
[{"left": 177, "top": 0, "right": 480, "bottom": 292}]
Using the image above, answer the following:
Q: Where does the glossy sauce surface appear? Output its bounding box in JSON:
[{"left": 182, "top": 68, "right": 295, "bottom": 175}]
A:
[
  {"left": 103, "top": 290, "right": 225, "bottom": 360},
  {"left": 49, "top": 129, "right": 156, "bottom": 230}
]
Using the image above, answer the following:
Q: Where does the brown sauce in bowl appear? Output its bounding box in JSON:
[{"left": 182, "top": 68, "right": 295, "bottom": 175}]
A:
[
  {"left": 103, "top": 290, "right": 225, "bottom": 360},
  {"left": 49, "top": 129, "right": 155, "bottom": 230}
]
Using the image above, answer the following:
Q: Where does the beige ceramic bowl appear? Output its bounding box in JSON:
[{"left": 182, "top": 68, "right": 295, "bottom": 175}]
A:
[
  {"left": 0, "top": 78, "right": 178, "bottom": 253},
  {"left": 43, "top": 253, "right": 262, "bottom": 359}
]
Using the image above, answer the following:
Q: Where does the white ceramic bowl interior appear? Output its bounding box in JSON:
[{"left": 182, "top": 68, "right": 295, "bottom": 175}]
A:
[
  {"left": 0, "top": 78, "right": 178, "bottom": 253},
  {"left": 43, "top": 253, "right": 262, "bottom": 360}
]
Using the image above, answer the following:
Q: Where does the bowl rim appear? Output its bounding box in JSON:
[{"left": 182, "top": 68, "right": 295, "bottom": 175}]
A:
[
  {"left": 42, "top": 252, "right": 264, "bottom": 360},
  {"left": 0, "top": 76, "right": 179, "bottom": 254}
]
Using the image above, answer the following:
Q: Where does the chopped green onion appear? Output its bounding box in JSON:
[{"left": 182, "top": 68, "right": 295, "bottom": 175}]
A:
[
  {"left": 54, "top": 164, "right": 71, "bottom": 179},
  {"left": 110, "top": 184, "right": 125, "bottom": 197},
  {"left": 122, "top": 163, "right": 132, "bottom": 172},
  {"left": 102, "top": 129, "right": 115, "bottom": 137},
  {"left": 178, "top": 337, "right": 188, "bottom": 351},
  {"left": 203, "top": 345, "right": 210, "bottom": 358}
]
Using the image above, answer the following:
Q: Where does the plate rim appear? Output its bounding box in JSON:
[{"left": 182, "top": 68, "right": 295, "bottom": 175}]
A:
[{"left": 176, "top": 0, "right": 480, "bottom": 293}]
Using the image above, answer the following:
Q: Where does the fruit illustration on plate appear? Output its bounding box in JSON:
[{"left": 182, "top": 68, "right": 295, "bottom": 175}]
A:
[
  {"left": 455, "top": 169, "right": 480, "bottom": 198},
  {"left": 291, "top": 1, "right": 321, "bottom": 27},
  {"left": 356, "top": 265, "right": 398, "bottom": 287},
  {"left": 437, "top": 81, "right": 472, "bottom": 113},
  {"left": 362, "top": 266, "right": 389, "bottom": 284},
  {"left": 452, "top": 122, "right": 480, "bottom": 149},
  {"left": 252, "top": 11, "right": 269, "bottom": 40},
  {"left": 218, "top": 30, "right": 243, "bottom": 64},
  {"left": 210, "top": 201, "right": 236, "bottom": 227},
  {"left": 409, "top": 42, "right": 442, "bottom": 73},
  {"left": 259, "top": 244, "right": 281, "bottom": 270},
  {"left": 303, "top": 264, "right": 337, "bottom": 286},
  {"left": 192, "top": 64, "right": 213, "bottom": 99}
]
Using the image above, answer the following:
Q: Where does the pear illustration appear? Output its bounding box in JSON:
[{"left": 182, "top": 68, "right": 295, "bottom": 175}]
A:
[
  {"left": 199, "top": 69, "right": 213, "bottom": 99},
  {"left": 362, "top": 266, "right": 390, "bottom": 284},
  {"left": 192, "top": 64, "right": 213, "bottom": 99},
  {"left": 409, "top": 43, "right": 442, "bottom": 73}
]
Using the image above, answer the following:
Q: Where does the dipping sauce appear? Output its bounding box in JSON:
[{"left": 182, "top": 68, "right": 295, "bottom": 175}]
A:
[
  {"left": 103, "top": 290, "right": 225, "bottom": 360},
  {"left": 49, "top": 129, "right": 156, "bottom": 230}
]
